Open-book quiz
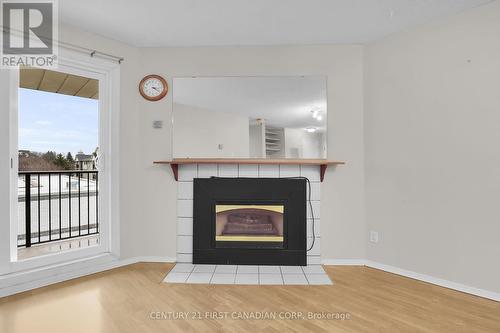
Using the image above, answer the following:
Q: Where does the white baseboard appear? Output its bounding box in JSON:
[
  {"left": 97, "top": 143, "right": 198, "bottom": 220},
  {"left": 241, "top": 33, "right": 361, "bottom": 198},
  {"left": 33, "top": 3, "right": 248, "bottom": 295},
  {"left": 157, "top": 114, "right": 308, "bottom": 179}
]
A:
[
  {"left": 321, "top": 259, "right": 367, "bottom": 265},
  {"left": 133, "top": 256, "right": 177, "bottom": 263},
  {"left": 322, "top": 258, "right": 500, "bottom": 302},
  {"left": 0, "top": 255, "right": 176, "bottom": 298},
  {"left": 364, "top": 260, "right": 500, "bottom": 302}
]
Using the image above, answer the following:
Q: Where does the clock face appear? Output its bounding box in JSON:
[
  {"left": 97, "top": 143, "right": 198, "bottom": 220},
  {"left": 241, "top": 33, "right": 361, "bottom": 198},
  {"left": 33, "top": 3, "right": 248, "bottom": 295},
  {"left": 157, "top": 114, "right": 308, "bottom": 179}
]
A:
[{"left": 139, "top": 75, "right": 168, "bottom": 101}]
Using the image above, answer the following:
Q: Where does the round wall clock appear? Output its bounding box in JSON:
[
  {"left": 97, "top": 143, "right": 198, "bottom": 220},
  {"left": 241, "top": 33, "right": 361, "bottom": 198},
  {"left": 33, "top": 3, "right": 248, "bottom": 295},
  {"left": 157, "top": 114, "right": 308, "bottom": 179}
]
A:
[{"left": 139, "top": 74, "right": 168, "bottom": 101}]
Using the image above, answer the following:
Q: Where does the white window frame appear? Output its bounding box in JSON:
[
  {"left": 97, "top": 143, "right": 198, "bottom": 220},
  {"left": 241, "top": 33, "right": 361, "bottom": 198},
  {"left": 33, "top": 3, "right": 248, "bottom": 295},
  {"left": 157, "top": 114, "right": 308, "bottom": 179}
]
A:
[{"left": 7, "top": 49, "right": 120, "bottom": 272}]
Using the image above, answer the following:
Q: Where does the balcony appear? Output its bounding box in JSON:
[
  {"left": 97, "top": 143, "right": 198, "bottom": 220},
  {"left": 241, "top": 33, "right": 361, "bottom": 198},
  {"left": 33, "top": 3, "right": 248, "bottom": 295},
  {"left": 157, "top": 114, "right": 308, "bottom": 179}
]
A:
[{"left": 18, "top": 170, "right": 99, "bottom": 259}]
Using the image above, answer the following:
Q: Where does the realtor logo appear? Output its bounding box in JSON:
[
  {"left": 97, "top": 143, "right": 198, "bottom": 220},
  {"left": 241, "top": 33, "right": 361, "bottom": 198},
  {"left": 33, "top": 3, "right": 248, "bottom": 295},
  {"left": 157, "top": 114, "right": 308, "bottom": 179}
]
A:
[{"left": 1, "top": 0, "right": 58, "bottom": 68}]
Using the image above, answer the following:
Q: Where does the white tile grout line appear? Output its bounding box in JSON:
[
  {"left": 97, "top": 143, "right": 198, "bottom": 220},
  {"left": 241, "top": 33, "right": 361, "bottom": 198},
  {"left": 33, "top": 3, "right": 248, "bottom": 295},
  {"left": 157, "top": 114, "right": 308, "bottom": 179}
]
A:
[
  {"left": 185, "top": 267, "right": 194, "bottom": 283},
  {"left": 302, "top": 266, "right": 311, "bottom": 285},
  {"left": 208, "top": 270, "right": 215, "bottom": 284},
  {"left": 210, "top": 270, "right": 215, "bottom": 283}
]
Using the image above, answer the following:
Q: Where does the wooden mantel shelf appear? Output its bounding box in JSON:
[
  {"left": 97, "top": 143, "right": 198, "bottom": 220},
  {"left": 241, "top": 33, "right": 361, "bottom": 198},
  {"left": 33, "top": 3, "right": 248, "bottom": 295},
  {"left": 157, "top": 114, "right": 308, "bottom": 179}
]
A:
[{"left": 154, "top": 158, "right": 345, "bottom": 182}]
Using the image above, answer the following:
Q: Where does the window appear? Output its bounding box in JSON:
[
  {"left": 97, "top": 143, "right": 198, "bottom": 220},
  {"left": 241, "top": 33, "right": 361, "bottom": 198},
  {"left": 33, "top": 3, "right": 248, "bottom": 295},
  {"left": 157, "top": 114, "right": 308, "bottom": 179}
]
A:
[{"left": 17, "top": 68, "right": 100, "bottom": 259}]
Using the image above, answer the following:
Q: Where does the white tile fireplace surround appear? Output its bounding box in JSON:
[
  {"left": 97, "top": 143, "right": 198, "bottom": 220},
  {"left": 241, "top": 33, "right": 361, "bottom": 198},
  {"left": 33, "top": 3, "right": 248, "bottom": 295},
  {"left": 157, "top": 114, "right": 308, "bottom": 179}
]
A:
[{"left": 176, "top": 163, "right": 322, "bottom": 266}]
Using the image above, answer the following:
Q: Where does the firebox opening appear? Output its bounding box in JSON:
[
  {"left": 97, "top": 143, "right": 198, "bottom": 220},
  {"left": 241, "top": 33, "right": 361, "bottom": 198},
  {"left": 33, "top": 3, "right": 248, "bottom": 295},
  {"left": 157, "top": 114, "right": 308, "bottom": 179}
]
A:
[{"left": 215, "top": 204, "right": 284, "bottom": 243}]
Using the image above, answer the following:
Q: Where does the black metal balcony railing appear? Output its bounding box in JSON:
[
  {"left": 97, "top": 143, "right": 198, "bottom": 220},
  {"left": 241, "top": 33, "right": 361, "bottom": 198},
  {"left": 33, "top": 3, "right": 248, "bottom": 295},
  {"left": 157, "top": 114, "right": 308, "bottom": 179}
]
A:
[{"left": 18, "top": 170, "right": 99, "bottom": 248}]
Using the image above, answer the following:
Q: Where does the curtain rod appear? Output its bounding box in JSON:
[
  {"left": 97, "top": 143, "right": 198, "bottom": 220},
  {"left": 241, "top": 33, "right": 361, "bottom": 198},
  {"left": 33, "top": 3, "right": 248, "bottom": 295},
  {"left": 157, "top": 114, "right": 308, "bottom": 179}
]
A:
[
  {"left": 2, "top": 26, "right": 125, "bottom": 64},
  {"left": 55, "top": 40, "right": 125, "bottom": 64}
]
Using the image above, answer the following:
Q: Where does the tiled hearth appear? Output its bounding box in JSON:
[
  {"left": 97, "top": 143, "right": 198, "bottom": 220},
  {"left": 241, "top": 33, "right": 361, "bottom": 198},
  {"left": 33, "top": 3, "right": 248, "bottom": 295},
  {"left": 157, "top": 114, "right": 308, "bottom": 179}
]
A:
[
  {"left": 176, "top": 163, "right": 322, "bottom": 265},
  {"left": 163, "top": 264, "right": 332, "bottom": 285}
]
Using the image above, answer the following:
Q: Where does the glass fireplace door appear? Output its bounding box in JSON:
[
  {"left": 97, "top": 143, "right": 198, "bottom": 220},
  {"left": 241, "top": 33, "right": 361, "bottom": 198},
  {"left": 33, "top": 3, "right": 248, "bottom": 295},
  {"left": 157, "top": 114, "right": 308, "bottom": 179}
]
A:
[{"left": 215, "top": 204, "right": 284, "bottom": 246}]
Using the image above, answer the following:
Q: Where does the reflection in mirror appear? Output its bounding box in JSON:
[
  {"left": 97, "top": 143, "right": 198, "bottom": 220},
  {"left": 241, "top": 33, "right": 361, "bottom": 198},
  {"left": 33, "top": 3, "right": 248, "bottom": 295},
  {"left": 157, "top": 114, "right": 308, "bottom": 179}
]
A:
[{"left": 172, "top": 76, "right": 327, "bottom": 159}]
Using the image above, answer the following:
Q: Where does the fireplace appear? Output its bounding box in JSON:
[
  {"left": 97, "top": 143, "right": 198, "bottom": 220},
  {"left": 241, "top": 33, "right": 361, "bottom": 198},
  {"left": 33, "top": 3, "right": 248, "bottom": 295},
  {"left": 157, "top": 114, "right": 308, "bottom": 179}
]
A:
[
  {"left": 216, "top": 204, "right": 284, "bottom": 245},
  {"left": 193, "top": 177, "right": 306, "bottom": 265}
]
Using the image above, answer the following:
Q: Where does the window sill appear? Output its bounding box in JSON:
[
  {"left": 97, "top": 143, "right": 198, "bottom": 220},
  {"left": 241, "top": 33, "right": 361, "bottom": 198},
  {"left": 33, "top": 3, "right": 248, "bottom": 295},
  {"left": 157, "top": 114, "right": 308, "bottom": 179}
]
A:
[
  {"left": 0, "top": 252, "right": 120, "bottom": 297},
  {"left": 7, "top": 241, "right": 109, "bottom": 275}
]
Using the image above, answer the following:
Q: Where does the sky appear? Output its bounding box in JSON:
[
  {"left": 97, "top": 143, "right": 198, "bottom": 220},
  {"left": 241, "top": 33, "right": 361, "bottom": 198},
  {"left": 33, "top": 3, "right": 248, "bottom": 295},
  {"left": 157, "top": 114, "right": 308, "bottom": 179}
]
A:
[{"left": 18, "top": 88, "right": 99, "bottom": 156}]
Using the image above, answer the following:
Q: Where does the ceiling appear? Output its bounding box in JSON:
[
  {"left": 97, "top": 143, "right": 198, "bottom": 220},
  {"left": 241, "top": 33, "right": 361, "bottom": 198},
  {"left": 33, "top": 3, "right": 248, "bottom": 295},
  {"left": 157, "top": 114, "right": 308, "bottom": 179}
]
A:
[
  {"left": 173, "top": 77, "right": 327, "bottom": 130},
  {"left": 20, "top": 68, "right": 98, "bottom": 99},
  {"left": 59, "top": 0, "right": 492, "bottom": 47}
]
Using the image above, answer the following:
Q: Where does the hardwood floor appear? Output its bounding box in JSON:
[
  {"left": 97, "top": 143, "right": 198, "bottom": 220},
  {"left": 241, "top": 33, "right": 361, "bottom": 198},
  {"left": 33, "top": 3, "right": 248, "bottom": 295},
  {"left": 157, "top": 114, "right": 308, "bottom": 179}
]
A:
[{"left": 0, "top": 263, "right": 499, "bottom": 332}]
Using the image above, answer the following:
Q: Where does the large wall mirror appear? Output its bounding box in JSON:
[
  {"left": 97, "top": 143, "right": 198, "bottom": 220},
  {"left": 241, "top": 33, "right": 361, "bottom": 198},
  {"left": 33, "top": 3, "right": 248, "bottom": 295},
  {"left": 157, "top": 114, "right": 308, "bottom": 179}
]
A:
[{"left": 172, "top": 76, "right": 327, "bottom": 159}]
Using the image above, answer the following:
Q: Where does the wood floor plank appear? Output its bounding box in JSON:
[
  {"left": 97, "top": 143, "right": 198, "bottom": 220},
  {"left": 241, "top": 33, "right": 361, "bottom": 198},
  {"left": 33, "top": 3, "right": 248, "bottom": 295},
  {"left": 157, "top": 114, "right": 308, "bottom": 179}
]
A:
[{"left": 0, "top": 263, "right": 498, "bottom": 333}]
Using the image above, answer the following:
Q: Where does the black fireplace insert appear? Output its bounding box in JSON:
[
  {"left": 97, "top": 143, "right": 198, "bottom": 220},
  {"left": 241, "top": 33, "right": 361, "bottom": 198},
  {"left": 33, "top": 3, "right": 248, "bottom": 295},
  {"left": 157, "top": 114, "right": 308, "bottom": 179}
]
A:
[{"left": 193, "top": 177, "right": 306, "bottom": 265}]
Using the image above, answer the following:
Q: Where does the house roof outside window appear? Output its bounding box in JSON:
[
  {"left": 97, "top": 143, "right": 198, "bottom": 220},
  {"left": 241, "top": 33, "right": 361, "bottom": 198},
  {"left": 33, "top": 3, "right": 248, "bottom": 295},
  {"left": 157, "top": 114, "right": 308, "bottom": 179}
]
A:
[{"left": 75, "top": 151, "right": 94, "bottom": 162}]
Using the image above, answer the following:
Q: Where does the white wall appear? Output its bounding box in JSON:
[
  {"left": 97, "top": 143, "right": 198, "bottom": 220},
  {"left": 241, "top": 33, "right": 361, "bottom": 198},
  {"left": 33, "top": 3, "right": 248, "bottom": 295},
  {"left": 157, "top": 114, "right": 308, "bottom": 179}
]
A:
[
  {"left": 301, "top": 132, "right": 322, "bottom": 159},
  {"left": 173, "top": 103, "right": 250, "bottom": 158},
  {"left": 284, "top": 128, "right": 303, "bottom": 158},
  {"left": 284, "top": 129, "right": 325, "bottom": 159},
  {"left": 364, "top": 1, "right": 500, "bottom": 293},
  {"left": 249, "top": 123, "right": 265, "bottom": 158}
]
